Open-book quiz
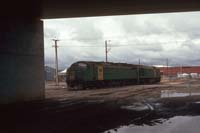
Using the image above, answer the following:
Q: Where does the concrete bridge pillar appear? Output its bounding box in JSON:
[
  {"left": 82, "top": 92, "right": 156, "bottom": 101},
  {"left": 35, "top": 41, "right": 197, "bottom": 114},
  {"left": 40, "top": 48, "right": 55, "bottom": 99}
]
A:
[{"left": 0, "top": 18, "right": 44, "bottom": 104}]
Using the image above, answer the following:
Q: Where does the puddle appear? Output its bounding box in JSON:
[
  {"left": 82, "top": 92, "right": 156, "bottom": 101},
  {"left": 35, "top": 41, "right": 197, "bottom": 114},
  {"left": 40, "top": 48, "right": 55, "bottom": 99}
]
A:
[
  {"left": 194, "top": 101, "right": 200, "bottom": 104},
  {"left": 161, "top": 90, "right": 200, "bottom": 98},
  {"left": 3, "top": 97, "right": 200, "bottom": 133},
  {"left": 104, "top": 116, "right": 200, "bottom": 133},
  {"left": 121, "top": 102, "right": 154, "bottom": 112}
]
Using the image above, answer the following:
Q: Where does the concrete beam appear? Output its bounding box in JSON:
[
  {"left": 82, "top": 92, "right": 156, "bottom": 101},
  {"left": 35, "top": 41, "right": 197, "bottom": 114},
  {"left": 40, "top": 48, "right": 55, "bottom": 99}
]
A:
[
  {"left": 1, "top": 0, "right": 200, "bottom": 19},
  {"left": 0, "top": 19, "right": 44, "bottom": 104},
  {"left": 43, "top": 0, "right": 200, "bottom": 18}
]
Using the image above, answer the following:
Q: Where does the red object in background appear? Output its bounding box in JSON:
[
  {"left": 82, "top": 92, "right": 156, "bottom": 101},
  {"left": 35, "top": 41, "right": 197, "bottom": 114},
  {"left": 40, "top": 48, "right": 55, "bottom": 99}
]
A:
[{"left": 159, "top": 66, "right": 200, "bottom": 76}]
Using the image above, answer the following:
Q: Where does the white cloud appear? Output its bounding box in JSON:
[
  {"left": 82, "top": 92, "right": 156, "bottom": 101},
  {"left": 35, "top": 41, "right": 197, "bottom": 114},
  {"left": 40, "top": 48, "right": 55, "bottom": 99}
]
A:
[{"left": 44, "top": 12, "right": 200, "bottom": 69}]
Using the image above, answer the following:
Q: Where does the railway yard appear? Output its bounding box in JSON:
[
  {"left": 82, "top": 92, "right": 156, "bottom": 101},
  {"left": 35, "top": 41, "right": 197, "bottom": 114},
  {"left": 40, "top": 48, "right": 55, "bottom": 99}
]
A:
[{"left": 1, "top": 79, "right": 200, "bottom": 133}]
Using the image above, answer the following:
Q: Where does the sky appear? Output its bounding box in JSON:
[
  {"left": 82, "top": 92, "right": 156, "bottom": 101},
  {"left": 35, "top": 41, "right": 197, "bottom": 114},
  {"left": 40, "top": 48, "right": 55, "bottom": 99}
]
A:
[{"left": 44, "top": 11, "right": 200, "bottom": 70}]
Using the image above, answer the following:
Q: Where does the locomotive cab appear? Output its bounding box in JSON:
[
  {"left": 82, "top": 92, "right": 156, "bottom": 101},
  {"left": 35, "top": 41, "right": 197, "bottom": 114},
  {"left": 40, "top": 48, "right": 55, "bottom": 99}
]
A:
[{"left": 66, "top": 62, "right": 88, "bottom": 88}]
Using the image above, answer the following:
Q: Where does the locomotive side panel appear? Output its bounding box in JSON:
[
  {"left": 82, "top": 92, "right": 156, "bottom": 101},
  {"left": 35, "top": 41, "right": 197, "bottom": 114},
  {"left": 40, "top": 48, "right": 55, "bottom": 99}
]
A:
[{"left": 103, "top": 67, "right": 137, "bottom": 80}]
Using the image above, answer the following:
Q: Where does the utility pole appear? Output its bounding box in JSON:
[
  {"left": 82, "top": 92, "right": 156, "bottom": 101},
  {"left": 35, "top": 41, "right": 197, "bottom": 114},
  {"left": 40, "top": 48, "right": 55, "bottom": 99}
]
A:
[
  {"left": 105, "top": 40, "right": 108, "bottom": 62},
  {"left": 137, "top": 58, "right": 140, "bottom": 84},
  {"left": 180, "top": 64, "right": 183, "bottom": 74},
  {"left": 166, "top": 58, "right": 169, "bottom": 78},
  {"left": 105, "top": 40, "right": 111, "bottom": 62},
  {"left": 52, "top": 39, "right": 59, "bottom": 85}
]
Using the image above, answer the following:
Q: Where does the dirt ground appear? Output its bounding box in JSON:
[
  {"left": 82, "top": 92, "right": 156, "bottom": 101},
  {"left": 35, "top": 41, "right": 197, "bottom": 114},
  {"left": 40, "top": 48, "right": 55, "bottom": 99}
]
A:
[
  {"left": 1, "top": 79, "right": 200, "bottom": 133},
  {"left": 45, "top": 79, "right": 200, "bottom": 102}
]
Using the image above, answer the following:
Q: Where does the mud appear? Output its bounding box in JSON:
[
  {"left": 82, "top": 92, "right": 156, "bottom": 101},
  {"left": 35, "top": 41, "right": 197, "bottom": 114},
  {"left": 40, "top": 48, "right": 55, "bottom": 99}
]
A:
[{"left": 1, "top": 79, "right": 200, "bottom": 133}]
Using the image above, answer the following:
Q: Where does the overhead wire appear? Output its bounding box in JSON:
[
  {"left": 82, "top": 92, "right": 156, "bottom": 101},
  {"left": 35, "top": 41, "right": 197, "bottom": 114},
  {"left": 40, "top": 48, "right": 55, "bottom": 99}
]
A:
[{"left": 44, "top": 38, "right": 192, "bottom": 48}]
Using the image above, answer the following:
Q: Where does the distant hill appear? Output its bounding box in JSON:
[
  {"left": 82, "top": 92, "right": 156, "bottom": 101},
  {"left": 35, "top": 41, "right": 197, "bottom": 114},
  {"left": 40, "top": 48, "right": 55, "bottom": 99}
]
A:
[{"left": 45, "top": 66, "right": 55, "bottom": 81}]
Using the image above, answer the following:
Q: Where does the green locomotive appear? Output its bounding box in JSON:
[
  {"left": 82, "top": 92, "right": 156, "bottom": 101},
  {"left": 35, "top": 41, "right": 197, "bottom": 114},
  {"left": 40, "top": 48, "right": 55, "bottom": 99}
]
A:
[{"left": 66, "top": 61, "right": 161, "bottom": 90}]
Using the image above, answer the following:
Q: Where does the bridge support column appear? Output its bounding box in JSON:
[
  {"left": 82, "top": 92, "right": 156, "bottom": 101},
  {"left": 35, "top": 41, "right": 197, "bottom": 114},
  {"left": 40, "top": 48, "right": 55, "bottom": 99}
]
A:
[{"left": 0, "top": 18, "right": 44, "bottom": 104}]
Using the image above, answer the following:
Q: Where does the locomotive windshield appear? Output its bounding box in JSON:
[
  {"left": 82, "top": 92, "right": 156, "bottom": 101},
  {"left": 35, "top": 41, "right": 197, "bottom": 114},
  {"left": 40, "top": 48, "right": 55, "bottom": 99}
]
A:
[{"left": 78, "top": 63, "right": 87, "bottom": 69}]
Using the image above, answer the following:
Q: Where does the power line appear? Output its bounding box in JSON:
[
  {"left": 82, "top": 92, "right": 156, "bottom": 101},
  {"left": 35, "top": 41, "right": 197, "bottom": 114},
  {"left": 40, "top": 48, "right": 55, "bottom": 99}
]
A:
[
  {"left": 52, "top": 31, "right": 195, "bottom": 41},
  {"left": 47, "top": 40, "right": 192, "bottom": 47},
  {"left": 109, "top": 53, "right": 126, "bottom": 62},
  {"left": 59, "top": 45, "right": 106, "bottom": 47},
  {"left": 45, "top": 38, "right": 195, "bottom": 49}
]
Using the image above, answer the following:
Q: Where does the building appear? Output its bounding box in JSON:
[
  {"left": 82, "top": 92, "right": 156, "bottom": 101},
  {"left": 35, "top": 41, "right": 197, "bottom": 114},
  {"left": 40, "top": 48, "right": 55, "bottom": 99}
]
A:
[
  {"left": 58, "top": 69, "right": 67, "bottom": 82},
  {"left": 159, "top": 66, "right": 200, "bottom": 77}
]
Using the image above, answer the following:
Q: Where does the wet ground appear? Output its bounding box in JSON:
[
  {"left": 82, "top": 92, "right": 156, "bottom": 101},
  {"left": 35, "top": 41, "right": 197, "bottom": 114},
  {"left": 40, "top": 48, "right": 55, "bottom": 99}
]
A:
[
  {"left": 105, "top": 116, "right": 200, "bottom": 133},
  {"left": 1, "top": 79, "right": 200, "bottom": 133}
]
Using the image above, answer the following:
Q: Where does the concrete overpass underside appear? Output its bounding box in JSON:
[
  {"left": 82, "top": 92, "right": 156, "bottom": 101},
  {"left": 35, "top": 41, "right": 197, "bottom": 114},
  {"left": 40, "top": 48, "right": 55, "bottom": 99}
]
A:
[{"left": 0, "top": 0, "right": 200, "bottom": 104}]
